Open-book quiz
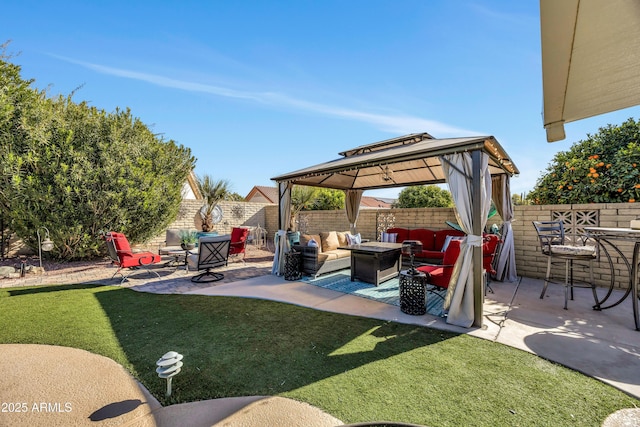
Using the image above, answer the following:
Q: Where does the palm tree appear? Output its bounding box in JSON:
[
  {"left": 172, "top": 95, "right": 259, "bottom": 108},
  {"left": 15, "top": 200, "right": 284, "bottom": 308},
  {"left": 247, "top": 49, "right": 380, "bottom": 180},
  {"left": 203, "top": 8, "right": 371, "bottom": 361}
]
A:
[
  {"left": 196, "top": 175, "right": 230, "bottom": 232},
  {"left": 290, "top": 186, "right": 319, "bottom": 230}
]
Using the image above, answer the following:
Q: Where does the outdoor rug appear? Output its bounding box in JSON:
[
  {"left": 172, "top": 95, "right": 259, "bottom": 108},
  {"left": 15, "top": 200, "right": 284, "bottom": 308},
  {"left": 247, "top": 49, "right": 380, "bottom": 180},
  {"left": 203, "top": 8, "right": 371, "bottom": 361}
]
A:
[{"left": 302, "top": 270, "right": 445, "bottom": 317}]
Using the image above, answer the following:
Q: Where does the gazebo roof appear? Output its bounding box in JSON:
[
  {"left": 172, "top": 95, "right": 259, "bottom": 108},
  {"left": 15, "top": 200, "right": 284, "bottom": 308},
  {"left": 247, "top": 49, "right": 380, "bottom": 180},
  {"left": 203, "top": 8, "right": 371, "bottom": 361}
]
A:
[{"left": 271, "top": 133, "right": 518, "bottom": 190}]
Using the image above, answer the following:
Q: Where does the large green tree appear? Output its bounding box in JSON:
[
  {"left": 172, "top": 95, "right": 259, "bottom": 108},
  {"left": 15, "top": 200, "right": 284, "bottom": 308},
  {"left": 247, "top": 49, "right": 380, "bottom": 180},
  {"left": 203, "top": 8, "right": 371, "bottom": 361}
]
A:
[
  {"left": 313, "top": 188, "right": 345, "bottom": 210},
  {"left": 1, "top": 47, "right": 195, "bottom": 259},
  {"left": 289, "top": 186, "right": 319, "bottom": 230},
  {"left": 0, "top": 43, "right": 40, "bottom": 224},
  {"left": 394, "top": 185, "right": 454, "bottom": 208},
  {"left": 528, "top": 118, "right": 640, "bottom": 204}
]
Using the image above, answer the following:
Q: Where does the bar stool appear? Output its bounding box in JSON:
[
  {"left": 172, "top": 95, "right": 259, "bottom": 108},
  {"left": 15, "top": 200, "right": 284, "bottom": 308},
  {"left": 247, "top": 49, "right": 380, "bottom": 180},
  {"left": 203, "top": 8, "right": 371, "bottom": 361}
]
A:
[{"left": 532, "top": 220, "right": 597, "bottom": 309}]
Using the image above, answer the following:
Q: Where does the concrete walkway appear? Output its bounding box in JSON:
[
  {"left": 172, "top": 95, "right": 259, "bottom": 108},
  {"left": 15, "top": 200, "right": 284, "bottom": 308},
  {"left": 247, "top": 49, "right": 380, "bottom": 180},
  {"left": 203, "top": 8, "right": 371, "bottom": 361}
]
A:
[{"left": 1, "top": 259, "right": 639, "bottom": 426}]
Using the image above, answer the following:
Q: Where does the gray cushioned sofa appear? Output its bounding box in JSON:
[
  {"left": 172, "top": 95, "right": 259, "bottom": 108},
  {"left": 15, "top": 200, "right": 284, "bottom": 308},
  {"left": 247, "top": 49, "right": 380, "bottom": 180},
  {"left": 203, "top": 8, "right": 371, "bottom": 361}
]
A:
[{"left": 292, "top": 231, "right": 352, "bottom": 278}]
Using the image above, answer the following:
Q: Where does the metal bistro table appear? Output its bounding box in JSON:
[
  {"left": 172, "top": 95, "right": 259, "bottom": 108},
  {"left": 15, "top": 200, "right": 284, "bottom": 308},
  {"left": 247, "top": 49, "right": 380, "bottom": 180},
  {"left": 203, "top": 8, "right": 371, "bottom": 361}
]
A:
[
  {"left": 584, "top": 227, "right": 640, "bottom": 331},
  {"left": 166, "top": 247, "right": 197, "bottom": 272}
]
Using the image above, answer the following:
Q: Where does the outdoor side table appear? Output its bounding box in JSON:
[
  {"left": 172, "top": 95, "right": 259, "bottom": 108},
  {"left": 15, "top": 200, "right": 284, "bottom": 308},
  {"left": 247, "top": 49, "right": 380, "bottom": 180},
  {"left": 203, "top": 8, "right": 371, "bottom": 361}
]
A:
[
  {"left": 284, "top": 251, "right": 302, "bottom": 281},
  {"left": 399, "top": 270, "right": 427, "bottom": 315}
]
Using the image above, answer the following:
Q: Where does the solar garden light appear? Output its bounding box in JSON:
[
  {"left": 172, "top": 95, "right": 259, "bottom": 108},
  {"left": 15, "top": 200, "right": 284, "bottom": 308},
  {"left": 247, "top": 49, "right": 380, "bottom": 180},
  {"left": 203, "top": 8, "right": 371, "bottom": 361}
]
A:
[
  {"left": 156, "top": 351, "right": 183, "bottom": 397},
  {"left": 37, "top": 227, "right": 54, "bottom": 269}
]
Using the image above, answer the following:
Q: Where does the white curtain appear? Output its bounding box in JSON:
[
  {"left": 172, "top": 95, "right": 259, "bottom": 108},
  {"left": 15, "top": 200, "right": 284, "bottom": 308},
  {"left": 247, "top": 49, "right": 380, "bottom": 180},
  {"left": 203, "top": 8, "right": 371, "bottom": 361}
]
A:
[
  {"left": 345, "top": 189, "right": 363, "bottom": 234},
  {"left": 272, "top": 182, "right": 293, "bottom": 275},
  {"left": 491, "top": 175, "right": 518, "bottom": 282},
  {"left": 441, "top": 152, "right": 491, "bottom": 327}
]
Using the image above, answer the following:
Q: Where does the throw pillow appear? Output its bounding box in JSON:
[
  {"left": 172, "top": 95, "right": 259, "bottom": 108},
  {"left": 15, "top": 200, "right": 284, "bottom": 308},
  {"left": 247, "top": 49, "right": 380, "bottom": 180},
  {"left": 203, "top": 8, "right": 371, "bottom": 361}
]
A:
[
  {"left": 346, "top": 233, "right": 362, "bottom": 245},
  {"left": 336, "top": 231, "right": 349, "bottom": 247},
  {"left": 442, "top": 235, "right": 464, "bottom": 252},
  {"left": 381, "top": 232, "right": 398, "bottom": 243},
  {"left": 320, "top": 231, "right": 340, "bottom": 251},
  {"left": 301, "top": 233, "right": 321, "bottom": 247}
]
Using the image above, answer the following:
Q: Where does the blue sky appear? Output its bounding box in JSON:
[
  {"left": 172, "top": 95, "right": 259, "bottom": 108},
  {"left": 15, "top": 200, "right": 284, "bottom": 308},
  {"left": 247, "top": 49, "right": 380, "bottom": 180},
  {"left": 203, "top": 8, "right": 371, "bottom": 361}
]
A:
[{"left": 4, "top": 0, "right": 640, "bottom": 199}]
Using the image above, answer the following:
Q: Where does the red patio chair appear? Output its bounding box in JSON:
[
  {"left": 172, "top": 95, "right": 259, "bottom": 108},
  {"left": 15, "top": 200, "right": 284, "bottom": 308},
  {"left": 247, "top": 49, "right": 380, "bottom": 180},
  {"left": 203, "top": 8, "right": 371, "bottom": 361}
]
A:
[
  {"left": 103, "top": 231, "right": 162, "bottom": 284},
  {"left": 416, "top": 239, "right": 462, "bottom": 298},
  {"left": 229, "top": 227, "right": 250, "bottom": 262},
  {"left": 482, "top": 234, "right": 502, "bottom": 294}
]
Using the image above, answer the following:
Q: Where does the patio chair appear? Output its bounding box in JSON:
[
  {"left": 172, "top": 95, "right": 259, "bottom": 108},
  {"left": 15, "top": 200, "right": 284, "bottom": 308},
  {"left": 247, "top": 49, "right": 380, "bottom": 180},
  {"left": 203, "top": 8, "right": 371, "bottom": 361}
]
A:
[
  {"left": 188, "top": 235, "right": 231, "bottom": 283},
  {"left": 532, "top": 220, "right": 597, "bottom": 309},
  {"left": 482, "top": 234, "right": 502, "bottom": 294},
  {"left": 103, "top": 231, "right": 162, "bottom": 284},
  {"left": 416, "top": 239, "right": 462, "bottom": 299},
  {"left": 229, "top": 227, "right": 250, "bottom": 262}
]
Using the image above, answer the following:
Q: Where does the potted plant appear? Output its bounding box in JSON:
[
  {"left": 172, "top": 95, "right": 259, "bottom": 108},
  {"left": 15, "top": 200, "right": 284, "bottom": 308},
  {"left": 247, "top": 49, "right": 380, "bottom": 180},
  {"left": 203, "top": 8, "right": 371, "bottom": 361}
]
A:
[{"left": 179, "top": 230, "right": 198, "bottom": 250}]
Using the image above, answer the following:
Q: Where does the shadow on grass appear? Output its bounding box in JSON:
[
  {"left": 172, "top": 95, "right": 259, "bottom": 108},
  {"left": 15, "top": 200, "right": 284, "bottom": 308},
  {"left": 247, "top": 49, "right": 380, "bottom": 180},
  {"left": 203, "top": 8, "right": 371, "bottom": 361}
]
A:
[
  {"left": 92, "top": 287, "right": 458, "bottom": 405},
  {"left": 6, "top": 283, "right": 105, "bottom": 296}
]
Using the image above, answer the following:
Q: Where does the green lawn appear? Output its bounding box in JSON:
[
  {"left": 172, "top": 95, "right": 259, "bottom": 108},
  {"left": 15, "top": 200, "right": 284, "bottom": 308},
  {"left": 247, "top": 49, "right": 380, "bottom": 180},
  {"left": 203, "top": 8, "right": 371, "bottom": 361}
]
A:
[{"left": 0, "top": 284, "right": 637, "bottom": 426}]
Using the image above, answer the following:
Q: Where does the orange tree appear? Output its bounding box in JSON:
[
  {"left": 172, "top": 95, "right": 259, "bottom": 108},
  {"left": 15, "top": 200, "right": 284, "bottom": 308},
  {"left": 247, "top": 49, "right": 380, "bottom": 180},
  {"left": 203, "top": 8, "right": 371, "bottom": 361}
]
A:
[{"left": 528, "top": 118, "right": 640, "bottom": 204}]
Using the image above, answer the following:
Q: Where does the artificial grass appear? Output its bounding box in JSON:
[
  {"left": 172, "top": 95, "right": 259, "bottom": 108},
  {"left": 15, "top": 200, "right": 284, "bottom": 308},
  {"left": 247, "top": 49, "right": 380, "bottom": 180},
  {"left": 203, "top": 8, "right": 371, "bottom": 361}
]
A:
[{"left": 0, "top": 284, "right": 637, "bottom": 426}]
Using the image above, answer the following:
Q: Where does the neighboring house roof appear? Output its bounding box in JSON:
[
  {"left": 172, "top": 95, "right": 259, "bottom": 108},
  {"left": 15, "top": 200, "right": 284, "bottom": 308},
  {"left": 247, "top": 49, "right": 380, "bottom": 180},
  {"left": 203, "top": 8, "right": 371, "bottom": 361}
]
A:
[
  {"left": 245, "top": 186, "right": 279, "bottom": 204},
  {"left": 360, "top": 196, "right": 394, "bottom": 209},
  {"left": 244, "top": 186, "right": 394, "bottom": 208},
  {"left": 182, "top": 170, "right": 202, "bottom": 200}
]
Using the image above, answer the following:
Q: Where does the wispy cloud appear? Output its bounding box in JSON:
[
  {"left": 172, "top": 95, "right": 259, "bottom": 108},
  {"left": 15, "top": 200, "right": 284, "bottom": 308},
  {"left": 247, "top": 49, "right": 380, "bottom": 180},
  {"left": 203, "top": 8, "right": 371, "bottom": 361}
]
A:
[
  {"left": 468, "top": 2, "right": 535, "bottom": 26},
  {"left": 55, "top": 55, "right": 480, "bottom": 137}
]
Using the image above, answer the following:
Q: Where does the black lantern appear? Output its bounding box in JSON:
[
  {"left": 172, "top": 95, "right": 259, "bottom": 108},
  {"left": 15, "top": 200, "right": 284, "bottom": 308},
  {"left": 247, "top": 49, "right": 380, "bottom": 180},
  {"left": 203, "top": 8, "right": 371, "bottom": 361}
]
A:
[{"left": 401, "top": 240, "right": 423, "bottom": 275}]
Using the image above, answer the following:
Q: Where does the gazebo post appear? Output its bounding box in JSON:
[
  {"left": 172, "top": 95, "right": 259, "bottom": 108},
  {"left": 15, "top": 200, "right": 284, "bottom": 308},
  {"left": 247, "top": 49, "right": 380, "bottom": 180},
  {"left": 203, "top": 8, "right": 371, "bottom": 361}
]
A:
[{"left": 472, "top": 150, "right": 484, "bottom": 328}]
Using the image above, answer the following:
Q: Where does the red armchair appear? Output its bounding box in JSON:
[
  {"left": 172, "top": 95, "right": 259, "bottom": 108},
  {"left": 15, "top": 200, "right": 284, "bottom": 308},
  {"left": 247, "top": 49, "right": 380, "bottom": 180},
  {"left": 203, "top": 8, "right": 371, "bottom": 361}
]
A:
[
  {"left": 103, "top": 231, "right": 162, "bottom": 283},
  {"left": 416, "top": 234, "right": 502, "bottom": 297},
  {"left": 417, "top": 239, "right": 462, "bottom": 295},
  {"left": 229, "top": 227, "right": 250, "bottom": 262},
  {"left": 482, "top": 234, "right": 502, "bottom": 293}
]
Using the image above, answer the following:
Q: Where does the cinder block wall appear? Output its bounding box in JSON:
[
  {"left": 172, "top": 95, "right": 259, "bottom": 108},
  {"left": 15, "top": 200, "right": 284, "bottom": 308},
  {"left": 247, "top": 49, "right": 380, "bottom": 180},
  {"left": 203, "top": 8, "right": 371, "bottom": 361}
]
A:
[
  {"left": 290, "top": 207, "right": 478, "bottom": 241},
  {"left": 147, "top": 200, "right": 272, "bottom": 249},
  {"left": 514, "top": 203, "right": 640, "bottom": 289},
  {"left": 7, "top": 197, "right": 640, "bottom": 291},
  {"left": 288, "top": 203, "right": 636, "bottom": 290}
]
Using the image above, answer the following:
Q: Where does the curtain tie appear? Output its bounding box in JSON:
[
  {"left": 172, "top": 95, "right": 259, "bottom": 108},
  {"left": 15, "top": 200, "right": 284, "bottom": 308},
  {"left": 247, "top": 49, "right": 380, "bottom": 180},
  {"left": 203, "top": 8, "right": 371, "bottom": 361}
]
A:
[{"left": 467, "top": 234, "right": 483, "bottom": 247}]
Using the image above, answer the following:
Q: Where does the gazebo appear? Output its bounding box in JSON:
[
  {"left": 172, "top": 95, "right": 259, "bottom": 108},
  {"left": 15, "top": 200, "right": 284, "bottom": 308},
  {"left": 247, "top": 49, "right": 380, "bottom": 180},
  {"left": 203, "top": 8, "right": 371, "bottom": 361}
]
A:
[{"left": 271, "top": 133, "right": 519, "bottom": 328}]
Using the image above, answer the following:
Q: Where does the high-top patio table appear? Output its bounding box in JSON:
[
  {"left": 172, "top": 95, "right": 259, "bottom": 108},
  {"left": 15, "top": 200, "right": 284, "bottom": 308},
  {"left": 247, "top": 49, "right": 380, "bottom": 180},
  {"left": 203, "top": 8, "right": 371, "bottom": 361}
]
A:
[
  {"left": 339, "top": 242, "right": 403, "bottom": 286},
  {"left": 584, "top": 226, "right": 640, "bottom": 331}
]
